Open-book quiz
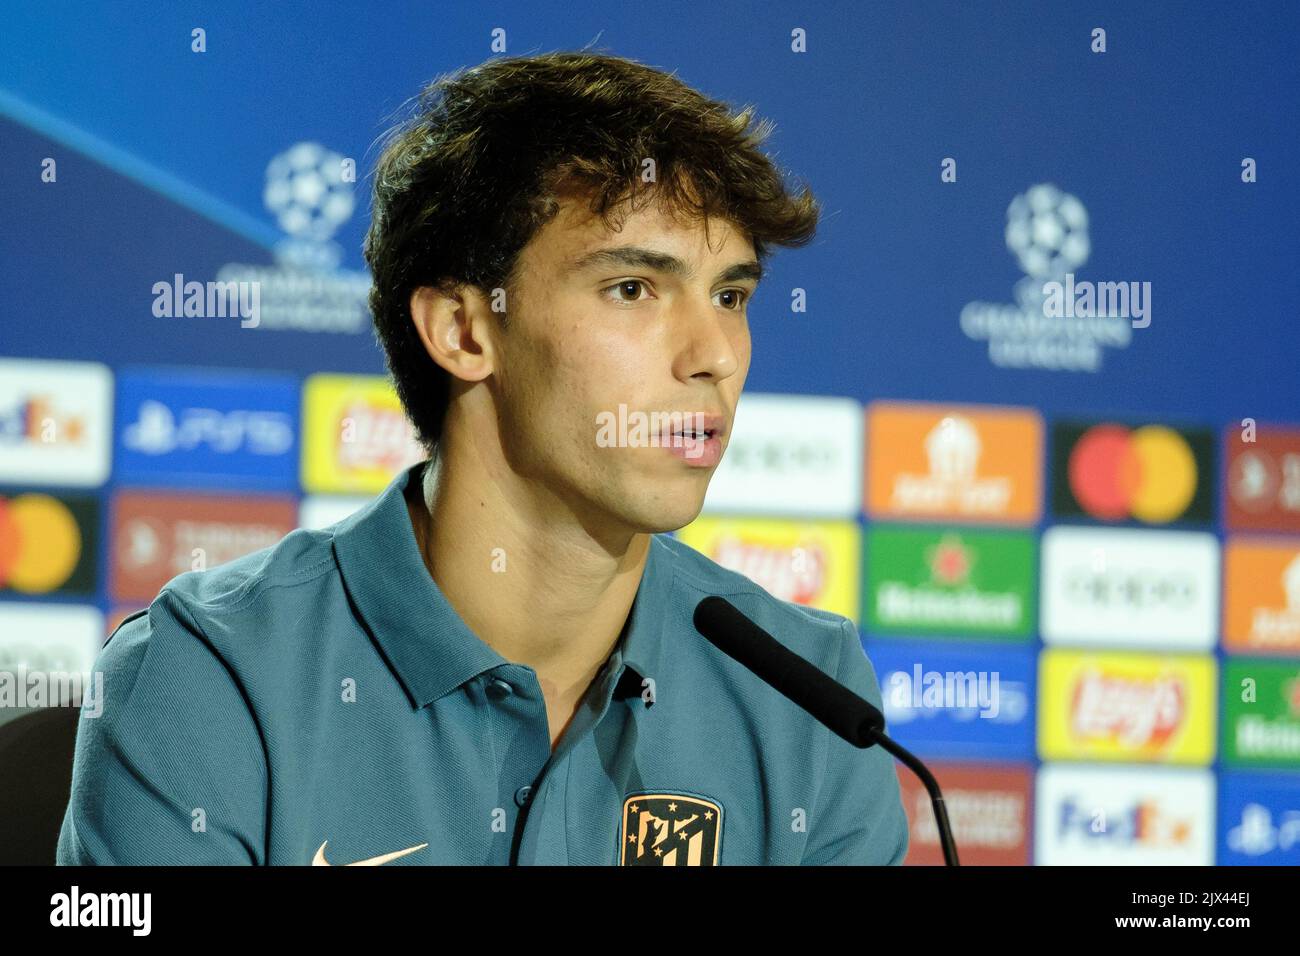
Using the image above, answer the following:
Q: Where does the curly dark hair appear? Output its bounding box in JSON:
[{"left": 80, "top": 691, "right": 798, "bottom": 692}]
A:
[{"left": 363, "top": 50, "right": 821, "bottom": 450}]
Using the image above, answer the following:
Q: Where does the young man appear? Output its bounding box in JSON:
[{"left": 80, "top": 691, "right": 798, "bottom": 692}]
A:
[{"left": 57, "top": 51, "right": 908, "bottom": 866}]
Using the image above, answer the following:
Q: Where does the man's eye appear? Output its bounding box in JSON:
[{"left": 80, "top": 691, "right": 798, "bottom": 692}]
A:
[
  {"left": 602, "top": 280, "right": 649, "bottom": 303},
  {"left": 715, "top": 289, "right": 749, "bottom": 311}
]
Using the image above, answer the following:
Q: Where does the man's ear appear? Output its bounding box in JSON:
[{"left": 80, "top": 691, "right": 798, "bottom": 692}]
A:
[{"left": 409, "top": 284, "right": 496, "bottom": 383}]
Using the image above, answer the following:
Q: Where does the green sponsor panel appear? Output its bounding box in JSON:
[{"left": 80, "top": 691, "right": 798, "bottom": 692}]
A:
[
  {"left": 1222, "top": 658, "right": 1300, "bottom": 768},
  {"left": 863, "top": 526, "right": 1035, "bottom": 640}
]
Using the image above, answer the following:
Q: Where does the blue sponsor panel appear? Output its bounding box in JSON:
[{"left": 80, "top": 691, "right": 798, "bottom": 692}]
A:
[
  {"left": 863, "top": 638, "right": 1036, "bottom": 762},
  {"left": 113, "top": 366, "right": 301, "bottom": 491},
  {"left": 1218, "top": 771, "right": 1300, "bottom": 865}
]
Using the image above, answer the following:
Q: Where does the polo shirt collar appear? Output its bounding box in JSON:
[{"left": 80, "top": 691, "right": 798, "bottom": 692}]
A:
[
  {"left": 332, "top": 459, "right": 669, "bottom": 710},
  {"left": 609, "top": 533, "right": 668, "bottom": 690}
]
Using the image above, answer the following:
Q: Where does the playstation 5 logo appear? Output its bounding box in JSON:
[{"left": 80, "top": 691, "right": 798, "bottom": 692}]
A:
[
  {"left": 124, "top": 400, "right": 293, "bottom": 456},
  {"left": 1227, "top": 802, "right": 1300, "bottom": 857}
]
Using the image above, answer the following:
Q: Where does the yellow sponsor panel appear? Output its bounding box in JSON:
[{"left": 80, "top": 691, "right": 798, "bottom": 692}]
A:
[
  {"left": 301, "top": 374, "right": 423, "bottom": 494},
  {"left": 674, "top": 516, "right": 859, "bottom": 623},
  {"left": 1038, "top": 649, "right": 1216, "bottom": 764}
]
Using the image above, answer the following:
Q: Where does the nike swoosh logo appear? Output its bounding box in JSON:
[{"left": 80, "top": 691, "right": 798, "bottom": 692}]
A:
[{"left": 312, "top": 839, "right": 429, "bottom": 866}]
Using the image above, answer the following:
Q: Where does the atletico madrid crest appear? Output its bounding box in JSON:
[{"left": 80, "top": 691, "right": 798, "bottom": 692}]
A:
[{"left": 620, "top": 792, "right": 722, "bottom": 866}]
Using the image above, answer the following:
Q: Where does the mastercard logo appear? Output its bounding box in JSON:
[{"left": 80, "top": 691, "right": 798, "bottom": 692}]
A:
[
  {"left": 0, "top": 493, "right": 85, "bottom": 593},
  {"left": 1065, "top": 424, "right": 1203, "bottom": 523}
]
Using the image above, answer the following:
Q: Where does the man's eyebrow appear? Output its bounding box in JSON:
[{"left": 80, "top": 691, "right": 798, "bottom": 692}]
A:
[{"left": 566, "top": 245, "right": 763, "bottom": 284}]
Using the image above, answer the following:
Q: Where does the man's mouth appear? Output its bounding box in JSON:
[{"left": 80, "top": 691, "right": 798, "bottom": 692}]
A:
[{"left": 659, "top": 414, "right": 727, "bottom": 443}]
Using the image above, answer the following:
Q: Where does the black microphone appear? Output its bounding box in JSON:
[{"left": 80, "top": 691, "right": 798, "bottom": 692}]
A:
[{"left": 693, "top": 595, "right": 959, "bottom": 866}]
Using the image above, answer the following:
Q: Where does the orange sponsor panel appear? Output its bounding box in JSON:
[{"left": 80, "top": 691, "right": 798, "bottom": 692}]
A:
[
  {"left": 1223, "top": 538, "right": 1300, "bottom": 653},
  {"left": 865, "top": 402, "right": 1043, "bottom": 523}
]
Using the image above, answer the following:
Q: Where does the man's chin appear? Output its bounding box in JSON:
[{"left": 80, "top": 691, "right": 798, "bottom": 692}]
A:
[{"left": 634, "top": 499, "right": 708, "bottom": 536}]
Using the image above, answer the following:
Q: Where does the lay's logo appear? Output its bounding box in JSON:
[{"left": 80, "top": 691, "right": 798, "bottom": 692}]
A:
[
  {"left": 1070, "top": 668, "right": 1184, "bottom": 749},
  {"left": 674, "top": 516, "right": 859, "bottom": 621},
  {"left": 301, "top": 375, "right": 425, "bottom": 493},
  {"left": 715, "top": 537, "right": 827, "bottom": 605},
  {"left": 1039, "top": 650, "right": 1215, "bottom": 764}
]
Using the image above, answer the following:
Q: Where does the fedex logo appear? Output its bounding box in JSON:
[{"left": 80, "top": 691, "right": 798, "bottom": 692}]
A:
[
  {"left": 1057, "top": 797, "right": 1193, "bottom": 847},
  {"left": 0, "top": 395, "right": 87, "bottom": 445},
  {"left": 1035, "top": 765, "right": 1213, "bottom": 865},
  {"left": 0, "top": 359, "right": 112, "bottom": 487}
]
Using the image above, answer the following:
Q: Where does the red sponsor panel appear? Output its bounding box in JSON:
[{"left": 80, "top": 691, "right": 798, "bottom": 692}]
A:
[
  {"left": 898, "top": 762, "right": 1032, "bottom": 865},
  {"left": 110, "top": 490, "right": 297, "bottom": 602},
  {"left": 1224, "top": 425, "right": 1300, "bottom": 533}
]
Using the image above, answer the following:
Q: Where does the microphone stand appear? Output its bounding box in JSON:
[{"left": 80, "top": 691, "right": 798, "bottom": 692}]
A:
[{"left": 865, "top": 727, "right": 959, "bottom": 866}]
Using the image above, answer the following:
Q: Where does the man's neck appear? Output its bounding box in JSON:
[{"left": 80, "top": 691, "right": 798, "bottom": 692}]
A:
[{"left": 404, "top": 445, "right": 651, "bottom": 707}]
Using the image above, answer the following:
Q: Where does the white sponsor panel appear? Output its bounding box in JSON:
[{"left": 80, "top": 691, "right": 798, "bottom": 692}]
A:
[
  {"left": 1035, "top": 764, "right": 1214, "bottom": 865},
  {"left": 0, "top": 359, "right": 113, "bottom": 486},
  {"left": 701, "top": 393, "right": 861, "bottom": 517},
  {"left": 0, "top": 603, "right": 104, "bottom": 673},
  {"left": 298, "top": 495, "right": 374, "bottom": 529},
  {"left": 0, "top": 604, "right": 104, "bottom": 721},
  {"left": 1041, "top": 527, "right": 1218, "bottom": 650}
]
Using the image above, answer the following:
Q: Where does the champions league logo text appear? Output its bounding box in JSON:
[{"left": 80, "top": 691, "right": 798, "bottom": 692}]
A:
[
  {"left": 214, "top": 142, "right": 372, "bottom": 334},
  {"left": 961, "top": 183, "right": 1151, "bottom": 373}
]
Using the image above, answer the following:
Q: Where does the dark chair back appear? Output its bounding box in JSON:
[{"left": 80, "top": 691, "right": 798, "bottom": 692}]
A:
[{"left": 0, "top": 707, "right": 82, "bottom": 865}]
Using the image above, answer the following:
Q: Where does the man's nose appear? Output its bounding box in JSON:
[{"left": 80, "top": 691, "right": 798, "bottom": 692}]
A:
[{"left": 672, "top": 299, "right": 742, "bottom": 382}]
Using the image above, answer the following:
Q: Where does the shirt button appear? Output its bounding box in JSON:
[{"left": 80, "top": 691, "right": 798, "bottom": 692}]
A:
[
  {"left": 514, "top": 785, "right": 533, "bottom": 807},
  {"left": 487, "top": 678, "right": 514, "bottom": 700}
]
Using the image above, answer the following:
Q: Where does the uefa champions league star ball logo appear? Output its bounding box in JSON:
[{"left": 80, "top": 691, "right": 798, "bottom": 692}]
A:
[
  {"left": 263, "top": 142, "right": 355, "bottom": 242},
  {"left": 1003, "top": 183, "right": 1090, "bottom": 280},
  {"left": 209, "top": 141, "right": 370, "bottom": 332},
  {"left": 960, "top": 183, "right": 1134, "bottom": 371}
]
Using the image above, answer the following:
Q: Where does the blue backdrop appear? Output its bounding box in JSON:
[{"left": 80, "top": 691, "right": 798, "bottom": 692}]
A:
[{"left": 2, "top": 0, "right": 1298, "bottom": 867}]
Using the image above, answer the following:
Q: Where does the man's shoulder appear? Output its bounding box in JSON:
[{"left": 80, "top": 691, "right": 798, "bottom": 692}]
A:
[
  {"left": 107, "top": 523, "right": 344, "bottom": 666},
  {"left": 157, "top": 524, "right": 339, "bottom": 613}
]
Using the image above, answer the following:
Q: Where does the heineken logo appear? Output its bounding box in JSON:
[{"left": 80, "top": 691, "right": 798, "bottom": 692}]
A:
[
  {"left": 1222, "top": 661, "right": 1300, "bottom": 767},
  {"left": 865, "top": 527, "right": 1035, "bottom": 639},
  {"left": 928, "top": 534, "right": 973, "bottom": 585}
]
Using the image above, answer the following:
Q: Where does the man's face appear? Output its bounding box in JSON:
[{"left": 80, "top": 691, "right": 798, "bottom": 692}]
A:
[{"left": 488, "top": 192, "right": 757, "bottom": 536}]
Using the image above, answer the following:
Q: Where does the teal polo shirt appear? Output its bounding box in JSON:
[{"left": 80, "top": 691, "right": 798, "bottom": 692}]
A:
[{"left": 57, "top": 461, "right": 908, "bottom": 866}]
